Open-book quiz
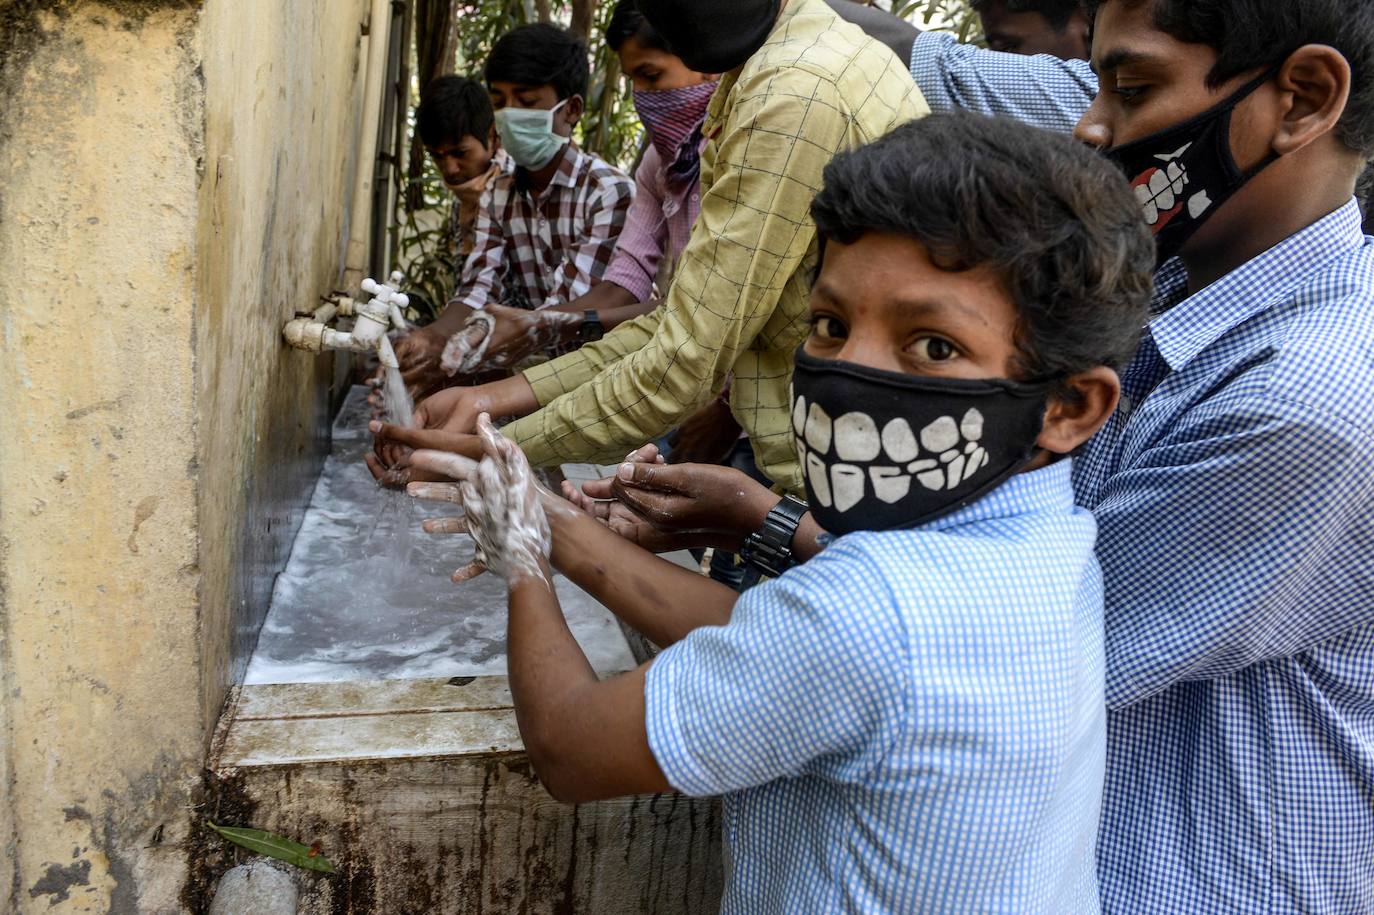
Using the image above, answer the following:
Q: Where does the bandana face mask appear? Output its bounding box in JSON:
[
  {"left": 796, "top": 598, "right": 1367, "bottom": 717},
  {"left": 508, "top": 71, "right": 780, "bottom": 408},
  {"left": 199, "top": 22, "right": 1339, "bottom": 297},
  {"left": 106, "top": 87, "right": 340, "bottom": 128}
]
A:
[
  {"left": 1104, "top": 67, "right": 1278, "bottom": 266},
  {"left": 494, "top": 98, "right": 570, "bottom": 170},
  {"left": 790, "top": 348, "right": 1055, "bottom": 535},
  {"left": 632, "top": 82, "right": 716, "bottom": 184}
]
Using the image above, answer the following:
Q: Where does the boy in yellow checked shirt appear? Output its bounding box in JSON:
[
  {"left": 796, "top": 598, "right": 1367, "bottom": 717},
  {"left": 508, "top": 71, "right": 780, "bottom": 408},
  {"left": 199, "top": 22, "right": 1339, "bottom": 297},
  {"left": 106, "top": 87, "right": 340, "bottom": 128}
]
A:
[{"left": 369, "top": 0, "right": 926, "bottom": 497}]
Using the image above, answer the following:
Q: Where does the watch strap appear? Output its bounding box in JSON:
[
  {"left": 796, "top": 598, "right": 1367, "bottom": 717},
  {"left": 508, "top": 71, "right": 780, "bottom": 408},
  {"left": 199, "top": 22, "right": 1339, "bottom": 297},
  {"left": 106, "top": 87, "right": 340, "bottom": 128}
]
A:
[
  {"left": 578, "top": 309, "right": 604, "bottom": 343},
  {"left": 739, "top": 495, "right": 808, "bottom": 578}
]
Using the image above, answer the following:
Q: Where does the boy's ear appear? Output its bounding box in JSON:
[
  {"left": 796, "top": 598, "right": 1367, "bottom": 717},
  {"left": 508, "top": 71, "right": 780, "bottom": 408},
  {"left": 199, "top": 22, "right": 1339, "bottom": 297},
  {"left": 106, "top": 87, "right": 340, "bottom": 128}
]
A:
[
  {"left": 1271, "top": 44, "right": 1352, "bottom": 157},
  {"left": 562, "top": 94, "right": 585, "bottom": 127},
  {"left": 1036, "top": 366, "right": 1120, "bottom": 455}
]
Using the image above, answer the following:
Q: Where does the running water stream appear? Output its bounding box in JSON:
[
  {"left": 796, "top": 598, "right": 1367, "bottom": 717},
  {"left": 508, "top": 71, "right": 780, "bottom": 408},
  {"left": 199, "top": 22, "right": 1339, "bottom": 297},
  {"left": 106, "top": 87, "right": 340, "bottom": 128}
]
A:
[
  {"left": 382, "top": 364, "right": 414, "bottom": 428},
  {"left": 245, "top": 386, "right": 636, "bottom": 684}
]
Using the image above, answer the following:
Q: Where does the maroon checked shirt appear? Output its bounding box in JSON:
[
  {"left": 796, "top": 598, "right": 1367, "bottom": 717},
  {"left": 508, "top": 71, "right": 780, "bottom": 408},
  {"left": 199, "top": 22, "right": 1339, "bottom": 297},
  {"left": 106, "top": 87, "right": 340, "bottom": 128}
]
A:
[{"left": 449, "top": 142, "right": 634, "bottom": 312}]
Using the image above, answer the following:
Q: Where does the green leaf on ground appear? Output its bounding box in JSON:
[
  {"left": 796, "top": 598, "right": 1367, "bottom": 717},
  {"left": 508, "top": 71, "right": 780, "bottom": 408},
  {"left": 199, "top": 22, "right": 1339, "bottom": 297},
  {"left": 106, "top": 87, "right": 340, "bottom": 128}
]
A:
[{"left": 207, "top": 822, "right": 338, "bottom": 874}]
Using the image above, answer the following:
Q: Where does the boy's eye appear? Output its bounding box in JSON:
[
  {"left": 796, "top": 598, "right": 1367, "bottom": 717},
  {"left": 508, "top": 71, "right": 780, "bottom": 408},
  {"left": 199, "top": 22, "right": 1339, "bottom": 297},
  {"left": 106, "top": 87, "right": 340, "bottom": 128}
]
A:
[
  {"left": 810, "top": 315, "right": 847, "bottom": 340},
  {"left": 911, "top": 336, "right": 958, "bottom": 363},
  {"left": 1112, "top": 83, "right": 1148, "bottom": 103}
]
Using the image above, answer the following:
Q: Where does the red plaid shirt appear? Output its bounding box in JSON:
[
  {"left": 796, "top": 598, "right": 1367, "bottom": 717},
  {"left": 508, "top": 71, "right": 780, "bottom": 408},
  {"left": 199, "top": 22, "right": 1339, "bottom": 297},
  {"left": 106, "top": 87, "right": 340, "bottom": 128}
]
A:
[{"left": 450, "top": 143, "right": 634, "bottom": 312}]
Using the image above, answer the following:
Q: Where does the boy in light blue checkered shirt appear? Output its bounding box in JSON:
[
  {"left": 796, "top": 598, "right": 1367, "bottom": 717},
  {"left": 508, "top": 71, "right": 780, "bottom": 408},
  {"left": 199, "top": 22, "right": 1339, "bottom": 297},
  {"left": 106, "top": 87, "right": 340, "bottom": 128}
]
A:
[{"left": 410, "top": 112, "right": 1155, "bottom": 912}]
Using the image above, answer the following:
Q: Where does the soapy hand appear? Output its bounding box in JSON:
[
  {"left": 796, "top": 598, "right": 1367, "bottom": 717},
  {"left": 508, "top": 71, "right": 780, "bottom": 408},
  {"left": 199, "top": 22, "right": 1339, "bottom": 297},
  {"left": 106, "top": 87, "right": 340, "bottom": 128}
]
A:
[
  {"left": 440, "top": 309, "right": 496, "bottom": 376},
  {"left": 441, "top": 305, "right": 581, "bottom": 376},
  {"left": 395, "top": 326, "right": 450, "bottom": 400},
  {"left": 410, "top": 414, "right": 551, "bottom": 587}
]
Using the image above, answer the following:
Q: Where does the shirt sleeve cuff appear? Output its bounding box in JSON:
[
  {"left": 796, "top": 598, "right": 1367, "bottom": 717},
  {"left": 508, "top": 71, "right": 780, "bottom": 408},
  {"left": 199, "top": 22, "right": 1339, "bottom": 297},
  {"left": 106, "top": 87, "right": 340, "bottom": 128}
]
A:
[
  {"left": 601, "top": 259, "right": 655, "bottom": 304},
  {"left": 523, "top": 349, "right": 598, "bottom": 405}
]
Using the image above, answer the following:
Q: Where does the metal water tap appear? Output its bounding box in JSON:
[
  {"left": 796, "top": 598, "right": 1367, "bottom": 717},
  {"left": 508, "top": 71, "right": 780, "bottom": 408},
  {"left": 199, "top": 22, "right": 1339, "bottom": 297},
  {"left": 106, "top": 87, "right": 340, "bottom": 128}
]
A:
[{"left": 282, "top": 273, "right": 411, "bottom": 368}]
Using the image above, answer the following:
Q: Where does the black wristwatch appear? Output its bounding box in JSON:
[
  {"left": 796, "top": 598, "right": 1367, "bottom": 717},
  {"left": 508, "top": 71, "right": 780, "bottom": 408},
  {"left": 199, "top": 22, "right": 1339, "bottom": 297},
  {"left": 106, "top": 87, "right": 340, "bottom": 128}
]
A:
[
  {"left": 739, "top": 495, "right": 809, "bottom": 578},
  {"left": 577, "top": 309, "right": 604, "bottom": 343}
]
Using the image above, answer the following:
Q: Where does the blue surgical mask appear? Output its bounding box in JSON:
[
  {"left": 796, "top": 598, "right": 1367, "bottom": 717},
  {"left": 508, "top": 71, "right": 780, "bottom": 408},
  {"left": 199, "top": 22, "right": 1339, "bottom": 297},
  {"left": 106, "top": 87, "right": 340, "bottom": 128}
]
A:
[{"left": 494, "top": 98, "right": 570, "bottom": 170}]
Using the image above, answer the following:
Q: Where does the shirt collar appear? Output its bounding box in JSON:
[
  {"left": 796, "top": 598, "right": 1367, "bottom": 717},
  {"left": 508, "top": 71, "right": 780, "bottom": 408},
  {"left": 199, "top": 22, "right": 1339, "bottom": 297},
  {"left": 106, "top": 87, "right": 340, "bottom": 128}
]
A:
[
  {"left": 1149, "top": 198, "right": 1365, "bottom": 371},
  {"left": 548, "top": 141, "right": 584, "bottom": 190},
  {"left": 915, "top": 459, "right": 1077, "bottom": 533},
  {"left": 512, "top": 141, "right": 582, "bottom": 195}
]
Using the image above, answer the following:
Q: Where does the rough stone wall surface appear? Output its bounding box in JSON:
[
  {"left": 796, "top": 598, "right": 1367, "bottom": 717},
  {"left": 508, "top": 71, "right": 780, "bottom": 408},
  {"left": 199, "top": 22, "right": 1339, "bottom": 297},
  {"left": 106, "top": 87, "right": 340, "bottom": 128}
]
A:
[{"left": 0, "top": 1, "right": 366, "bottom": 911}]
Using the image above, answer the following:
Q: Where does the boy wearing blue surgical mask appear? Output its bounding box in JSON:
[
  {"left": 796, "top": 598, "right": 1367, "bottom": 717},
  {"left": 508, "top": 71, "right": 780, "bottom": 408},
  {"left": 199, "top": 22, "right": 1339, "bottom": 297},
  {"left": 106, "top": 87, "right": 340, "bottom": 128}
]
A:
[
  {"left": 438, "top": 1, "right": 721, "bottom": 377},
  {"left": 393, "top": 24, "right": 635, "bottom": 398},
  {"left": 407, "top": 112, "right": 1155, "bottom": 912}
]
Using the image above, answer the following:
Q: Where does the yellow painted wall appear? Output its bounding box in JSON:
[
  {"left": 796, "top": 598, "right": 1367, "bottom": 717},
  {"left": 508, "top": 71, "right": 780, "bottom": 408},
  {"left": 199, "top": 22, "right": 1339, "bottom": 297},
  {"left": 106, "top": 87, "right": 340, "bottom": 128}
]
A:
[
  {"left": 195, "top": 0, "right": 368, "bottom": 747},
  {"left": 0, "top": 1, "right": 370, "bottom": 909}
]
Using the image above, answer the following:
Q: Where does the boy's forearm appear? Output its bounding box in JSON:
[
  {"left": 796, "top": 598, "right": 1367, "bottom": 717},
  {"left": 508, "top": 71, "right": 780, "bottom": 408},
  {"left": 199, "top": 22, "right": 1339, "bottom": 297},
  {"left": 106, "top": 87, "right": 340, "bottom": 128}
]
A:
[
  {"left": 482, "top": 374, "right": 541, "bottom": 420},
  {"left": 506, "top": 569, "right": 598, "bottom": 791},
  {"left": 553, "top": 284, "right": 655, "bottom": 339},
  {"left": 506, "top": 565, "right": 668, "bottom": 803},
  {"left": 544, "top": 502, "right": 736, "bottom": 646}
]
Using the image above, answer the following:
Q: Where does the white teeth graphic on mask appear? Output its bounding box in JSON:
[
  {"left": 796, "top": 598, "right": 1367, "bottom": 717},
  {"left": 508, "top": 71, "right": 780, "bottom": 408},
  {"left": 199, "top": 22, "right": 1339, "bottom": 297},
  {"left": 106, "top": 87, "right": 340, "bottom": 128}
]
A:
[
  {"left": 869, "top": 466, "right": 912, "bottom": 503},
  {"left": 830, "top": 464, "right": 865, "bottom": 512},
  {"left": 1137, "top": 145, "right": 1193, "bottom": 226},
  {"left": 946, "top": 453, "right": 967, "bottom": 489},
  {"left": 920, "top": 416, "right": 960, "bottom": 453},
  {"left": 1156, "top": 142, "right": 1192, "bottom": 163},
  {"left": 1166, "top": 162, "right": 1185, "bottom": 195},
  {"left": 1136, "top": 183, "right": 1159, "bottom": 226},
  {"left": 795, "top": 405, "right": 997, "bottom": 512},
  {"left": 1188, "top": 190, "right": 1212, "bottom": 218},
  {"left": 960, "top": 408, "right": 984, "bottom": 442},
  {"left": 1148, "top": 169, "right": 1176, "bottom": 214},
  {"left": 834, "top": 412, "right": 881, "bottom": 461},
  {"left": 806, "top": 451, "right": 832, "bottom": 507},
  {"left": 881, "top": 418, "right": 919, "bottom": 463},
  {"left": 805, "top": 402, "right": 833, "bottom": 454},
  {"left": 918, "top": 469, "right": 946, "bottom": 491}
]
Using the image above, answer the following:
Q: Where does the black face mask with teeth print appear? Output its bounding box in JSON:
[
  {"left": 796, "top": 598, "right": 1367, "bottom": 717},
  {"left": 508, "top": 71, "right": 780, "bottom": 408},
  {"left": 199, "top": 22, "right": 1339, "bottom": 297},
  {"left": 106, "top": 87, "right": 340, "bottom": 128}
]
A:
[
  {"left": 1104, "top": 67, "right": 1280, "bottom": 269},
  {"left": 790, "top": 348, "right": 1056, "bottom": 536}
]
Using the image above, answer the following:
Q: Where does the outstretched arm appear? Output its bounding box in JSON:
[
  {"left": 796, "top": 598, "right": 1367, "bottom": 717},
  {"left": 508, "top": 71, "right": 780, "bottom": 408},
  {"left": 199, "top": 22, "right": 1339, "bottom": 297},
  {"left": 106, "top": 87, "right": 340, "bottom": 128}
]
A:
[{"left": 408, "top": 447, "right": 738, "bottom": 648}]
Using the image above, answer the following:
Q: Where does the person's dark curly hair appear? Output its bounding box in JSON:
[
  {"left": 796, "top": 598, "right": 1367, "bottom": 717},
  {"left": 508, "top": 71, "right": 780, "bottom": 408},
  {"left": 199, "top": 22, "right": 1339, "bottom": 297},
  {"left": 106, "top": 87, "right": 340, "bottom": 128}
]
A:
[
  {"left": 485, "top": 24, "right": 589, "bottom": 101},
  {"left": 811, "top": 111, "right": 1155, "bottom": 389},
  {"left": 971, "top": 0, "right": 1086, "bottom": 31},
  {"left": 1088, "top": 0, "right": 1374, "bottom": 158},
  {"left": 416, "top": 76, "right": 494, "bottom": 149}
]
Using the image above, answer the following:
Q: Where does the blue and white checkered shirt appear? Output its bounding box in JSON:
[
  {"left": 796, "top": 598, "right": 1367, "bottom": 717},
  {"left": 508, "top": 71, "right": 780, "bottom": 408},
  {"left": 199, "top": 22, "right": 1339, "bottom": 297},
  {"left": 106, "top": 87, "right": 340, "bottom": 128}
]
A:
[
  {"left": 1077, "top": 200, "right": 1374, "bottom": 914},
  {"left": 908, "top": 31, "right": 1096, "bottom": 132},
  {"left": 646, "top": 461, "right": 1107, "bottom": 913},
  {"left": 912, "top": 35, "right": 1374, "bottom": 910}
]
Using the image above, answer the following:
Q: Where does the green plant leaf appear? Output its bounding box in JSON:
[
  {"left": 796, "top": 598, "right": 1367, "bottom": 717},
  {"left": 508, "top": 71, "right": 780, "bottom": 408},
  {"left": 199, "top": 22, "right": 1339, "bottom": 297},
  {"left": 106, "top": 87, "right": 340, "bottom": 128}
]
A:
[{"left": 207, "top": 822, "right": 338, "bottom": 874}]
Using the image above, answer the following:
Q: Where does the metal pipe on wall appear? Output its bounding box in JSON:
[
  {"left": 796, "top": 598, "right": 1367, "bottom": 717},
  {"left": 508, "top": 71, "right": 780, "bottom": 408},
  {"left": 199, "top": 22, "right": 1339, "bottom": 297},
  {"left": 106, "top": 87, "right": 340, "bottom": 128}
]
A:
[{"left": 343, "top": 0, "right": 394, "bottom": 295}]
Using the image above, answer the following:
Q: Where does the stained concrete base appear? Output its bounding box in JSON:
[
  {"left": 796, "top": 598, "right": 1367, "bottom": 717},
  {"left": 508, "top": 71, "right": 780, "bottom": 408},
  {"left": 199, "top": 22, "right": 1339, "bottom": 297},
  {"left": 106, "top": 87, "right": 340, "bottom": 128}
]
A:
[{"left": 208, "top": 677, "right": 723, "bottom": 913}]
